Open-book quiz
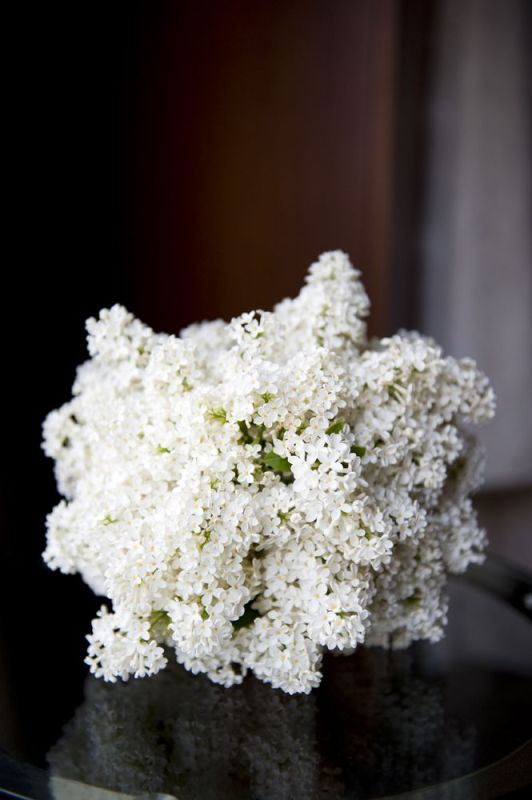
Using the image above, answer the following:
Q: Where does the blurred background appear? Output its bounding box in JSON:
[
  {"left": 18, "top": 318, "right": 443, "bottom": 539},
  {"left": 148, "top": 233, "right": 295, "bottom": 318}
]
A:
[{"left": 2, "top": 0, "right": 531, "bottom": 762}]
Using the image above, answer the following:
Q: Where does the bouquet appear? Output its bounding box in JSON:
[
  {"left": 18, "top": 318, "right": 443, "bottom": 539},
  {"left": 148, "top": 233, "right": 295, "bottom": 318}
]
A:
[{"left": 43, "top": 251, "right": 495, "bottom": 693}]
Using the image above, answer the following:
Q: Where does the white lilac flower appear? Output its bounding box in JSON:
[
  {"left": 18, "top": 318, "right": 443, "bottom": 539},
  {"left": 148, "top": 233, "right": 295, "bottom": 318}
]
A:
[{"left": 42, "top": 251, "right": 495, "bottom": 693}]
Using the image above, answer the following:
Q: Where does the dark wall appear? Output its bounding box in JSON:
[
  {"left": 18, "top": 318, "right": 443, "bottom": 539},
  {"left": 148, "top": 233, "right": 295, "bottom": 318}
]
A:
[
  {"left": 129, "top": 0, "right": 398, "bottom": 335},
  {"left": 3, "top": 3, "right": 142, "bottom": 760}
]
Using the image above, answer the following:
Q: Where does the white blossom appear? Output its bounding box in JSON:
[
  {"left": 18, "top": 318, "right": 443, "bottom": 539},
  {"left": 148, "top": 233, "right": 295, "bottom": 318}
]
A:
[{"left": 42, "top": 251, "right": 495, "bottom": 693}]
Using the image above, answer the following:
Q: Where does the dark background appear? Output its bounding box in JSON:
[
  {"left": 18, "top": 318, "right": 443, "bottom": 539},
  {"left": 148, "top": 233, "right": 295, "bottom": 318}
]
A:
[
  {"left": 2, "top": 0, "right": 530, "bottom": 766},
  {"left": 2, "top": 0, "right": 432, "bottom": 759}
]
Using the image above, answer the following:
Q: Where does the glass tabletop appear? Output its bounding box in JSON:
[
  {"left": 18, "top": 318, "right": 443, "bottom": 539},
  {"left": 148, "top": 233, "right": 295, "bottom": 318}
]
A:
[{"left": 1, "top": 556, "right": 531, "bottom": 800}]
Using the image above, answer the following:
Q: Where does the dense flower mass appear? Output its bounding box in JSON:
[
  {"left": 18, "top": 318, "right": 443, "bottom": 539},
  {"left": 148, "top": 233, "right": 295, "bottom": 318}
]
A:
[{"left": 43, "top": 251, "right": 495, "bottom": 693}]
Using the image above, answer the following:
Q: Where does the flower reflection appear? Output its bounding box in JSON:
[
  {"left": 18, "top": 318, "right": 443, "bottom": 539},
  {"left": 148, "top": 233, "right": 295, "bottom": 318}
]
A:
[{"left": 48, "top": 648, "right": 476, "bottom": 800}]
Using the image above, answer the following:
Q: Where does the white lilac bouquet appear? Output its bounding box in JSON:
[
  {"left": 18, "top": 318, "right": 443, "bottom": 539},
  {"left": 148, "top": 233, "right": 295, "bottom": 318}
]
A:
[{"left": 43, "top": 251, "right": 495, "bottom": 694}]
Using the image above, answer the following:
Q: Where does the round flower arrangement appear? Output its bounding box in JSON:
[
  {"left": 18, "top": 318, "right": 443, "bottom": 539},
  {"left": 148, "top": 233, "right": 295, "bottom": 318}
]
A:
[{"left": 43, "top": 251, "right": 495, "bottom": 693}]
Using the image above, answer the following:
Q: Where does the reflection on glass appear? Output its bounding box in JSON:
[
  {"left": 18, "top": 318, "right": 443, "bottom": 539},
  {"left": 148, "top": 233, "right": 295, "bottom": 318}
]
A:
[
  {"left": 45, "top": 576, "right": 532, "bottom": 800},
  {"left": 48, "top": 647, "right": 477, "bottom": 800}
]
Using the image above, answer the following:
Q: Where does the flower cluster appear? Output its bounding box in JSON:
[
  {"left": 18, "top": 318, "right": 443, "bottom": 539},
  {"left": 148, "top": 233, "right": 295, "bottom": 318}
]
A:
[{"left": 43, "top": 251, "right": 495, "bottom": 693}]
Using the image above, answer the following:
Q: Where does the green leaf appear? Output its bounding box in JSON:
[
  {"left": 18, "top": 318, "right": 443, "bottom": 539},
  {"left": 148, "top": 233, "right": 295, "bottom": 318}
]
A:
[
  {"left": 404, "top": 592, "right": 421, "bottom": 608},
  {"left": 232, "top": 600, "right": 260, "bottom": 630},
  {"left": 238, "top": 420, "right": 266, "bottom": 446},
  {"left": 253, "top": 423, "right": 265, "bottom": 445},
  {"left": 149, "top": 609, "right": 170, "bottom": 631},
  {"left": 199, "top": 530, "right": 211, "bottom": 550},
  {"left": 326, "top": 420, "right": 345, "bottom": 435},
  {"left": 350, "top": 444, "right": 366, "bottom": 458},
  {"left": 388, "top": 383, "right": 403, "bottom": 402},
  {"left": 207, "top": 408, "right": 227, "bottom": 424},
  {"left": 157, "top": 445, "right": 171, "bottom": 454},
  {"left": 361, "top": 523, "right": 373, "bottom": 540},
  {"left": 262, "top": 451, "right": 292, "bottom": 473},
  {"left": 237, "top": 420, "right": 252, "bottom": 444}
]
